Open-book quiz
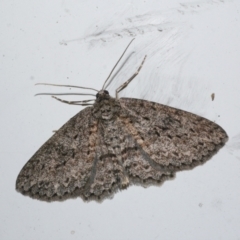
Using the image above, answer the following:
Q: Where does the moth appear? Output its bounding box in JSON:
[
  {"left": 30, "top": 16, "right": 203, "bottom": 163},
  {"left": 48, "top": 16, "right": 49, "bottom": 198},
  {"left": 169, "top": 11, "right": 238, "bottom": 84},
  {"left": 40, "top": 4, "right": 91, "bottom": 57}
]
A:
[{"left": 16, "top": 39, "right": 228, "bottom": 201}]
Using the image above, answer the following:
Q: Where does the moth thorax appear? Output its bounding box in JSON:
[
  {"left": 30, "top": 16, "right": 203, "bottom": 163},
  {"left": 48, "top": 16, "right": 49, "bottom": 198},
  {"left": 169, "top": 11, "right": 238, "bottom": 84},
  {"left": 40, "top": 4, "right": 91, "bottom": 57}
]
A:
[{"left": 100, "top": 104, "right": 113, "bottom": 120}]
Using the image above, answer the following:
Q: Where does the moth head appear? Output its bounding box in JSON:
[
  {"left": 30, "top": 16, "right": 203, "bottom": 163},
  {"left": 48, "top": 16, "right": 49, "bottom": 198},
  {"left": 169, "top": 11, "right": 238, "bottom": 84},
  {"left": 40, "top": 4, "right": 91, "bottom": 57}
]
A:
[
  {"left": 93, "top": 90, "right": 118, "bottom": 120},
  {"left": 96, "top": 90, "right": 110, "bottom": 101}
]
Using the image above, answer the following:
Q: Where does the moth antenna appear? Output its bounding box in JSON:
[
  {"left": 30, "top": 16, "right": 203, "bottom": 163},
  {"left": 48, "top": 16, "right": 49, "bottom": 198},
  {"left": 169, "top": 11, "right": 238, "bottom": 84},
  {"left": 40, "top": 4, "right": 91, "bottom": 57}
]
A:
[
  {"left": 35, "top": 93, "right": 96, "bottom": 97},
  {"left": 35, "top": 83, "right": 98, "bottom": 92},
  {"left": 74, "top": 99, "right": 95, "bottom": 103},
  {"left": 52, "top": 96, "right": 94, "bottom": 105},
  {"left": 104, "top": 52, "right": 134, "bottom": 90},
  {"left": 102, "top": 38, "right": 135, "bottom": 90},
  {"left": 115, "top": 55, "right": 147, "bottom": 99}
]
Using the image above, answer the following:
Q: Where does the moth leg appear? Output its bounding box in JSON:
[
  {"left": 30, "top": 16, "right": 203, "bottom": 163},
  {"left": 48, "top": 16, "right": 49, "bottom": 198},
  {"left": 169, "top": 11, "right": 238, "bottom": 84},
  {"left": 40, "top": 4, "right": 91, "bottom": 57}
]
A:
[
  {"left": 115, "top": 55, "right": 147, "bottom": 99},
  {"left": 52, "top": 96, "right": 94, "bottom": 106}
]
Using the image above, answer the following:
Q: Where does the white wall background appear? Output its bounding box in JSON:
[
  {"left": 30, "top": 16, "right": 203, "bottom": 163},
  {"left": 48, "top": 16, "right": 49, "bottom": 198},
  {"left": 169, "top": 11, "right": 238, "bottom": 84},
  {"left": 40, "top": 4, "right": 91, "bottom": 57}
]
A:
[{"left": 1, "top": 0, "right": 240, "bottom": 239}]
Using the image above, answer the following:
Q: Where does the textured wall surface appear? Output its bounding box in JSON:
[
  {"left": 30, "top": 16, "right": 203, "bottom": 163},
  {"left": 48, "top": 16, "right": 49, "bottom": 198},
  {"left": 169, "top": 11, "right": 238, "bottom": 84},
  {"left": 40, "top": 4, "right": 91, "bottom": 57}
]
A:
[{"left": 1, "top": 0, "right": 240, "bottom": 239}]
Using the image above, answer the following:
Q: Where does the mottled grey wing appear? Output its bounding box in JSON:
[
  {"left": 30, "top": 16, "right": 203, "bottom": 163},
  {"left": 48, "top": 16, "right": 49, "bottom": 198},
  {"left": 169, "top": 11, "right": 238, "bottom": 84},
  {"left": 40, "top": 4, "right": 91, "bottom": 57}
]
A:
[
  {"left": 16, "top": 107, "right": 98, "bottom": 201},
  {"left": 119, "top": 97, "right": 228, "bottom": 182}
]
